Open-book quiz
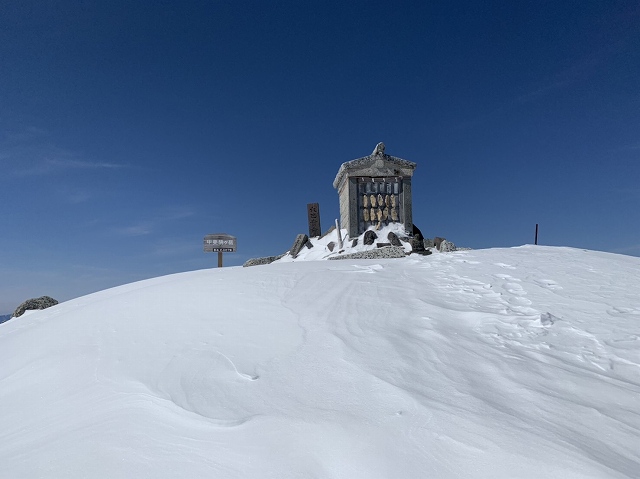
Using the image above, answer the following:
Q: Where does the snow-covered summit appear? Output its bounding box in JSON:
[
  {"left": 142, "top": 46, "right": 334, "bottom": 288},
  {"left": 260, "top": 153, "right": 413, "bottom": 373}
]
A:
[{"left": 1, "top": 245, "right": 639, "bottom": 478}]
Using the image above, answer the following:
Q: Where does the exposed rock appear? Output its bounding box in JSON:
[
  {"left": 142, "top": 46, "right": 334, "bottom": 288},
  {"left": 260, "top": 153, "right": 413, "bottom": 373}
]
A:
[
  {"left": 376, "top": 243, "right": 391, "bottom": 248},
  {"left": 13, "top": 296, "right": 58, "bottom": 318},
  {"left": 243, "top": 254, "right": 285, "bottom": 267},
  {"left": 411, "top": 234, "right": 426, "bottom": 253},
  {"left": 351, "top": 238, "right": 358, "bottom": 247},
  {"left": 387, "top": 231, "right": 402, "bottom": 247},
  {"left": 363, "top": 230, "right": 378, "bottom": 245},
  {"left": 423, "top": 237, "right": 435, "bottom": 248},
  {"left": 328, "top": 246, "right": 406, "bottom": 261},
  {"left": 290, "top": 234, "right": 310, "bottom": 258},
  {"left": 434, "top": 237, "right": 445, "bottom": 251},
  {"left": 439, "top": 240, "right": 456, "bottom": 252},
  {"left": 327, "top": 241, "right": 336, "bottom": 252}
]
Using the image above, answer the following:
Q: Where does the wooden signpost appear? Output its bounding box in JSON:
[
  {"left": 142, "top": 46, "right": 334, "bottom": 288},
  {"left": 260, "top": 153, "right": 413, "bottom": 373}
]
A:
[{"left": 204, "top": 233, "right": 237, "bottom": 267}]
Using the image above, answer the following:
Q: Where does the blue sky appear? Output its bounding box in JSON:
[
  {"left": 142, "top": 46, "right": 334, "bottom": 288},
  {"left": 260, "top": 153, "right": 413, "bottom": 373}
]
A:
[{"left": 1, "top": 1, "right": 639, "bottom": 313}]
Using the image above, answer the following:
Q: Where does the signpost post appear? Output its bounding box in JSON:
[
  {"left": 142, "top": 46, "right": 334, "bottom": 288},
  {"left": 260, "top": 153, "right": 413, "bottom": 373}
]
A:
[{"left": 204, "top": 233, "right": 237, "bottom": 268}]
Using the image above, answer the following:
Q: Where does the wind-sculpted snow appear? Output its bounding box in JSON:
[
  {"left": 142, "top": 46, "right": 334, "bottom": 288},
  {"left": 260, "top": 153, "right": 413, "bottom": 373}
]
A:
[{"left": 0, "top": 246, "right": 639, "bottom": 478}]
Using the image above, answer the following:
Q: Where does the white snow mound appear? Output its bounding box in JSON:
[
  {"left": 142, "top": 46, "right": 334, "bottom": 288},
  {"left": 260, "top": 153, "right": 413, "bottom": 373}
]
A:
[{"left": 1, "top": 246, "right": 639, "bottom": 478}]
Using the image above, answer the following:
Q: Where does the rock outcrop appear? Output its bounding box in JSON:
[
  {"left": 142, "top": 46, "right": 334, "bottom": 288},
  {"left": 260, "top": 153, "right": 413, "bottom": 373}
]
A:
[
  {"left": 410, "top": 234, "right": 430, "bottom": 255},
  {"left": 289, "top": 234, "right": 312, "bottom": 258},
  {"left": 13, "top": 296, "right": 58, "bottom": 318},
  {"left": 328, "top": 246, "right": 406, "bottom": 261},
  {"left": 439, "top": 240, "right": 457, "bottom": 252},
  {"left": 243, "top": 254, "right": 286, "bottom": 268}
]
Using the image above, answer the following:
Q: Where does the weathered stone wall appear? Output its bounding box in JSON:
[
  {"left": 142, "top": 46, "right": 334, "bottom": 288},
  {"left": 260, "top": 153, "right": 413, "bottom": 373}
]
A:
[{"left": 328, "top": 246, "right": 406, "bottom": 260}]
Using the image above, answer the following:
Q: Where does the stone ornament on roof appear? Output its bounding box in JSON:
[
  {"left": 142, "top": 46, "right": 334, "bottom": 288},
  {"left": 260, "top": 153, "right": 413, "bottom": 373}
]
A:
[
  {"left": 332, "top": 142, "right": 416, "bottom": 189},
  {"left": 372, "top": 142, "right": 385, "bottom": 156}
]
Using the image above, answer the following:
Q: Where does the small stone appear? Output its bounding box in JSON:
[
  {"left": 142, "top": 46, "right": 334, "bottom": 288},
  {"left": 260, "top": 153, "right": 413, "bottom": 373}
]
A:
[
  {"left": 363, "top": 230, "right": 378, "bottom": 245},
  {"left": 387, "top": 232, "right": 402, "bottom": 247},
  {"left": 351, "top": 238, "right": 358, "bottom": 247},
  {"left": 327, "top": 241, "right": 336, "bottom": 252}
]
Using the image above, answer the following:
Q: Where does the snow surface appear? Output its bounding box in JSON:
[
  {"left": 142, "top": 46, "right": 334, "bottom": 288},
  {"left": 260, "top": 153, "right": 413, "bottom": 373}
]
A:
[{"left": 1, "top": 236, "right": 639, "bottom": 478}]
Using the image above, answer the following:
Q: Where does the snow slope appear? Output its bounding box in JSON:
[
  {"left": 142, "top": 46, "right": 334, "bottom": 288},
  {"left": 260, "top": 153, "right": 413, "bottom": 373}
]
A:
[{"left": 1, "top": 245, "right": 639, "bottom": 478}]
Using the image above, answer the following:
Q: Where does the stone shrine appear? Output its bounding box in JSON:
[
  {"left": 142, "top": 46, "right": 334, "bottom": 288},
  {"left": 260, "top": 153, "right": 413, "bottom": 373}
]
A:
[{"left": 333, "top": 143, "right": 417, "bottom": 238}]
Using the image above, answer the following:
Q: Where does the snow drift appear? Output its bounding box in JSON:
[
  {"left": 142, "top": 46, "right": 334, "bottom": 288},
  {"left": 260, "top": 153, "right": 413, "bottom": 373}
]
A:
[{"left": 1, "top": 245, "right": 639, "bottom": 478}]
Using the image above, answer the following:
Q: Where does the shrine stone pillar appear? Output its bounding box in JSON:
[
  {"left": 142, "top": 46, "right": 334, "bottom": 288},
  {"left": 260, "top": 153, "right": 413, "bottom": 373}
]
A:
[{"left": 333, "top": 143, "right": 417, "bottom": 239}]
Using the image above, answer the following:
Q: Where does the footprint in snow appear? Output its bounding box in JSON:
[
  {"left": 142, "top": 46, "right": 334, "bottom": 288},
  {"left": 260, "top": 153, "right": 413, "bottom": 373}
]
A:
[
  {"left": 348, "top": 264, "right": 384, "bottom": 273},
  {"left": 494, "top": 262, "right": 516, "bottom": 269},
  {"left": 534, "top": 278, "right": 563, "bottom": 290},
  {"left": 608, "top": 306, "right": 640, "bottom": 316},
  {"left": 540, "top": 312, "right": 560, "bottom": 325},
  {"left": 503, "top": 282, "right": 526, "bottom": 295},
  {"left": 493, "top": 273, "right": 520, "bottom": 281},
  {"left": 507, "top": 296, "right": 532, "bottom": 306}
]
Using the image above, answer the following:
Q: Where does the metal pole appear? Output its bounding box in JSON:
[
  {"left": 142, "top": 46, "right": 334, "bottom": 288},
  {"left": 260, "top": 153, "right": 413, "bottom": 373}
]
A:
[
  {"left": 535, "top": 224, "right": 539, "bottom": 245},
  {"left": 218, "top": 251, "right": 223, "bottom": 268}
]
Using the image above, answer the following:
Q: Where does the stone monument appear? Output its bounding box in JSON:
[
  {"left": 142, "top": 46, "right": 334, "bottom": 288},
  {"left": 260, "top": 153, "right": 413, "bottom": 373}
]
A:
[{"left": 333, "top": 142, "right": 417, "bottom": 238}]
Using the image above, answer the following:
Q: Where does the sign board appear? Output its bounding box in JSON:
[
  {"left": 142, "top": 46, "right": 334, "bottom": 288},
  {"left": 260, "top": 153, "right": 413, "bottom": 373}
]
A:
[
  {"left": 204, "top": 233, "right": 237, "bottom": 253},
  {"left": 307, "top": 203, "right": 321, "bottom": 237}
]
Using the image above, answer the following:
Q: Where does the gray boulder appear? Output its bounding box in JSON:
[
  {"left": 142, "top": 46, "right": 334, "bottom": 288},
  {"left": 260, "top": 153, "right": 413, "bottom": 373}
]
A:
[
  {"left": 363, "top": 230, "right": 378, "bottom": 246},
  {"left": 410, "top": 234, "right": 432, "bottom": 256},
  {"left": 439, "top": 240, "right": 457, "bottom": 252},
  {"left": 13, "top": 296, "right": 58, "bottom": 318},
  {"left": 387, "top": 232, "right": 402, "bottom": 247},
  {"left": 411, "top": 234, "right": 426, "bottom": 253},
  {"left": 243, "top": 254, "right": 285, "bottom": 267},
  {"left": 289, "top": 234, "right": 310, "bottom": 258}
]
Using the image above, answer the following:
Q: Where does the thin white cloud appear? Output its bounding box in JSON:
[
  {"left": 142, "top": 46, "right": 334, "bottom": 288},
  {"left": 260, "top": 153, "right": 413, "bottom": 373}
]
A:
[
  {"left": 157, "top": 206, "right": 196, "bottom": 221},
  {"left": 65, "top": 190, "right": 94, "bottom": 204},
  {"left": 112, "top": 207, "right": 197, "bottom": 237},
  {"left": 0, "top": 127, "right": 129, "bottom": 177},
  {"left": 11, "top": 158, "right": 129, "bottom": 177},
  {"left": 113, "top": 223, "right": 154, "bottom": 237},
  {"left": 150, "top": 238, "right": 199, "bottom": 257},
  {"left": 46, "top": 159, "right": 129, "bottom": 170}
]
